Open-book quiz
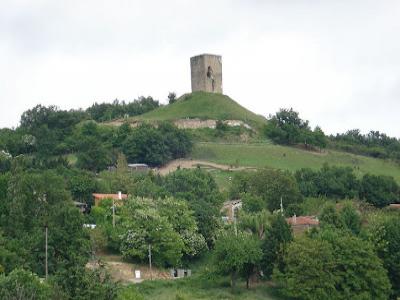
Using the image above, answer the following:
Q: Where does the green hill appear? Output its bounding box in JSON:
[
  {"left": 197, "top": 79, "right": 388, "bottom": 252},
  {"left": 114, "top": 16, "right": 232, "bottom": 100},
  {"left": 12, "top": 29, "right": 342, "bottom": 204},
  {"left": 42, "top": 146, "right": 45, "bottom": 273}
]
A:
[
  {"left": 192, "top": 142, "right": 400, "bottom": 183},
  {"left": 132, "top": 92, "right": 266, "bottom": 127}
]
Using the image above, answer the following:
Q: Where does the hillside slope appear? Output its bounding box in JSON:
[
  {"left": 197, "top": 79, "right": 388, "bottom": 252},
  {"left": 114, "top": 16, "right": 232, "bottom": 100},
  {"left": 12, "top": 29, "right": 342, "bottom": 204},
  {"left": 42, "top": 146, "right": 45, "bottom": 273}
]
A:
[
  {"left": 132, "top": 92, "right": 266, "bottom": 127},
  {"left": 192, "top": 142, "right": 400, "bottom": 183}
]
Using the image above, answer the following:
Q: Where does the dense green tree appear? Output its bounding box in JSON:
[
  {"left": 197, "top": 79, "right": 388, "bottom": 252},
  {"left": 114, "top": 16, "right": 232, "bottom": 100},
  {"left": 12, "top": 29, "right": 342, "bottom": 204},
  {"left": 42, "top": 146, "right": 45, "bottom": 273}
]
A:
[
  {"left": 247, "top": 169, "right": 303, "bottom": 212},
  {"left": 53, "top": 266, "right": 118, "bottom": 300},
  {"left": 228, "top": 171, "right": 253, "bottom": 199},
  {"left": 339, "top": 202, "right": 361, "bottom": 234},
  {"left": 238, "top": 209, "right": 271, "bottom": 239},
  {"left": 296, "top": 164, "right": 359, "bottom": 199},
  {"left": 3, "top": 168, "right": 91, "bottom": 277},
  {"left": 277, "top": 230, "right": 391, "bottom": 300},
  {"left": 120, "top": 197, "right": 184, "bottom": 267},
  {"left": 317, "top": 164, "right": 359, "bottom": 199},
  {"left": 241, "top": 193, "right": 265, "bottom": 213},
  {"left": 164, "top": 169, "right": 222, "bottom": 245},
  {"left": 75, "top": 121, "right": 112, "bottom": 172},
  {"left": 158, "top": 122, "right": 193, "bottom": 159},
  {"left": 264, "top": 108, "right": 311, "bottom": 145},
  {"left": 87, "top": 96, "right": 159, "bottom": 122},
  {"left": 275, "top": 237, "right": 337, "bottom": 300},
  {"left": 313, "top": 126, "right": 328, "bottom": 150},
  {"left": 322, "top": 229, "right": 391, "bottom": 300},
  {"left": 331, "top": 129, "right": 400, "bottom": 160},
  {"left": 319, "top": 202, "right": 344, "bottom": 230},
  {"left": 157, "top": 197, "right": 207, "bottom": 258},
  {"left": 122, "top": 123, "right": 192, "bottom": 166},
  {"left": 168, "top": 92, "right": 177, "bottom": 104},
  {"left": 360, "top": 174, "right": 399, "bottom": 207},
  {"left": 64, "top": 168, "right": 98, "bottom": 205},
  {"left": 0, "top": 268, "right": 52, "bottom": 300},
  {"left": 261, "top": 214, "right": 293, "bottom": 278},
  {"left": 213, "top": 230, "right": 262, "bottom": 289},
  {"left": 122, "top": 124, "right": 170, "bottom": 166},
  {"left": 294, "top": 168, "right": 319, "bottom": 197},
  {"left": 365, "top": 214, "right": 400, "bottom": 298}
]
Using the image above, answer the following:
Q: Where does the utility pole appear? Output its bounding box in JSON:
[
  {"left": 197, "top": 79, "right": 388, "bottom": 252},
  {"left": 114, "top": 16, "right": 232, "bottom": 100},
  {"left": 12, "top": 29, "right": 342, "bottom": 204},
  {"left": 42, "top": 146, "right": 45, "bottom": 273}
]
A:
[
  {"left": 148, "top": 244, "right": 153, "bottom": 280},
  {"left": 112, "top": 198, "right": 115, "bottom": 228},
  {"left": 45, "top": 225, "right": 48, "bottom": 280},
  {"left": 113, "top": 191, "right": 121, "bottom": 228}
]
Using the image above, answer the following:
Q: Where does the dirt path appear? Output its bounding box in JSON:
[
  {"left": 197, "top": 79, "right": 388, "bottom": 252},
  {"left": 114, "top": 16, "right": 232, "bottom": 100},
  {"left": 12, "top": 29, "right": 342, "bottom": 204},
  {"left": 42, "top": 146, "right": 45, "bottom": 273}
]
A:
[
  {"left": 87, "top": 254, "right": 171, "bottom": 283},
  {"left": 157, "top": 159, "right": 256, "bottom": 175}
]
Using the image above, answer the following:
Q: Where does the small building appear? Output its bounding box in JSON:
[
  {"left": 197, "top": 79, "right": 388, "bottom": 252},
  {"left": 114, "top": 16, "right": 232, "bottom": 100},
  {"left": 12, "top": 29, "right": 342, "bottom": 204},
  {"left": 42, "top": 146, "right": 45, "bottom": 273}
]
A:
[
  {"left": 389, "top": 203, "right": 400, "bottom": 209},
  {"left": 127, "top": 163, "right": 149, "bottom": 172},
  {"left": 221, "top": 199, "right": 242, "bottom": 222},
  {"left": 286, "top": 215, "right": 319, "bottom": 234},
  {"left": 92, "top": 193, "right": 128, "bottom": 206}
]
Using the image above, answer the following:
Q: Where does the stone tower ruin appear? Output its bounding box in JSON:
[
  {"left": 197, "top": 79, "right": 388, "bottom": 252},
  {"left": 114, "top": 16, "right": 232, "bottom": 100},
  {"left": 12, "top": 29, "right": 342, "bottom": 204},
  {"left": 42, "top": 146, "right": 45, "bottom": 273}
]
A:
[{"left": 190, "top": 54, "right": 223, "bottom": 94}]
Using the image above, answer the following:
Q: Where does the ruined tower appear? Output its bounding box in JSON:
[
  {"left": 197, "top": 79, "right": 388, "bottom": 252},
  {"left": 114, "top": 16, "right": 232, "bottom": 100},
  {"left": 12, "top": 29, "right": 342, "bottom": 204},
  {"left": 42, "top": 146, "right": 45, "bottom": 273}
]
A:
[{"left": 190, "top": 54, "right": 223, "bottom": 94}]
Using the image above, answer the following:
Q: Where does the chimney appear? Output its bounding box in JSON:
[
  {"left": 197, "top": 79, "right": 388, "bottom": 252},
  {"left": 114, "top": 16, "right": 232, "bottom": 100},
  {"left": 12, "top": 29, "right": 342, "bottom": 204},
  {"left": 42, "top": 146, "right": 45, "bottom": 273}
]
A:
[
  {"left": 293, "top": 214, "right": 297, "bottom": 224},
  {"left": 118, "top": 191, "right": 122, "bottom": 200}
]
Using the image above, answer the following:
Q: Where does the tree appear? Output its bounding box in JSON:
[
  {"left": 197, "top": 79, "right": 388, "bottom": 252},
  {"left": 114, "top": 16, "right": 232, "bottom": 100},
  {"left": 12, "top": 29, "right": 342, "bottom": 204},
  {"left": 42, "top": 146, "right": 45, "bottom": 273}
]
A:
[
  {"left": 213, "top": 230, "right": 262, "bottom": 289},
  {"left": 238, "top": 209, "right": 271, "bottom": 239},
  {"left": 3, "top": 168, "right": 91, "bottom": 277},
  {"left": 157, "top": 197, "right": 207, "bottom": 258},
  {"left": 322, "top": 229, "right": 391, "bottom": 300},
  {"left": 360, "top": 174, "right": 399, "bottom": 207},
  {"left": 53, "top": 265, "right": 118, "bottom": 300},
  {"left": 241, "top": 193, "right": 265, "bottom": 213},
  {"left": 0, "top": 268, "right": 52, "bottom": 300},
  {"left": 168, "top": 92, "right": 177, "bottom": 104},
  {"left": 247, "top": 169, "right": 303, "bottom": 212},
  {"left": 339, "top": 202, "right": 361, "bottom": 234},
  {"left": 276, "top": 230, "right": 391, "bottom": 300},
  {"left": 319, "top": 202, "right": 344, "bottom": 230},
  {"left": 274, "top": 237, "right": 337, "bottom": 300},
  {"left": 65, "top": 168, "right": 98, "bottom": 205},
  {"left": 264, "top": 108, "right": 315, "bottom": 146},
  {"left": 365, "top": 215, "right": 400, "bottom": 298},
  {"left": 122, "top": 124, "right": 170, "bottom": 166},
  {"left": 294, "top": 168, "right": 319, "bottom": 197},
  {"left": 75, "top": 121, "right": 112, "bottom": 172},
  {"left": 120, "top": 197, "right": 185, "bottom": 267},
  {"left": 163, "top": 169, "right": 222, "bottom": 246},
  {"left": 313, "top": 126, "right": 327, "bottom": 150},
  {"left": 261, "top": 214, "right": 293, "bottom": 278},
  {"left": 122, "top": 123, "right": 192, "bottom": 167}
]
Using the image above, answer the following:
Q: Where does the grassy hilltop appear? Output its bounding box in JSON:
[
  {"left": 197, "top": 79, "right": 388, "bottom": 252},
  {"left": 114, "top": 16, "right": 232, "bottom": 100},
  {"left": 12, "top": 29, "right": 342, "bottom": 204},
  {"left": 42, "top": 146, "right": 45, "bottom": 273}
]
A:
[
  {"left": 117, "top": 91, "right": 400, "bottom": 185},
  {"left": 133, "top": 91, "right": 266, "bottom": 127}
]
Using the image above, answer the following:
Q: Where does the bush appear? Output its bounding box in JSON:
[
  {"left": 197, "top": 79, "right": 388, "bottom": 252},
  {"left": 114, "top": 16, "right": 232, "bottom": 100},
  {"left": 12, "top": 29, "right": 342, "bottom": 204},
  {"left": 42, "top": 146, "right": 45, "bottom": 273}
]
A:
[
  {"left": 0, "top": 268, "right": 52, "bottom": 300},
  {"left": 360, "top": 174, "right": 399, "bottom": 207},
  {"left": 276, "top": 230, "right": 391, "bottom": 300}
]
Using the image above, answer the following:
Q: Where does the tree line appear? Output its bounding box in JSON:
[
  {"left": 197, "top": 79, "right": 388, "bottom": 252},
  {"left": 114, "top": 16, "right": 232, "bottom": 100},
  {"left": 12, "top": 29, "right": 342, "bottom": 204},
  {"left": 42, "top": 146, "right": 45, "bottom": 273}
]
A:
[
  {"left": 265, "top": 108, "right": 400, "bottom": 161},
  {"left": 0, "top": 104, "right": 192, "bottom": 171}
]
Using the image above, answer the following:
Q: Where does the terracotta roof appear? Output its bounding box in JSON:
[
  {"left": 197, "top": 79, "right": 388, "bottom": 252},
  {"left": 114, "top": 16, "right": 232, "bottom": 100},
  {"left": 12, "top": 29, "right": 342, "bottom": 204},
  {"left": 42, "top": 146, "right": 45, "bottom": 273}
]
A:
[
  {"left": 286, "top": 216, "right": 319, "bottom": 226},
  {"left": 92, "top": 193, "right": 128, "bottom": 200},
  {"left": 389, "top": 204, "right": 400, "bottom": 209}
]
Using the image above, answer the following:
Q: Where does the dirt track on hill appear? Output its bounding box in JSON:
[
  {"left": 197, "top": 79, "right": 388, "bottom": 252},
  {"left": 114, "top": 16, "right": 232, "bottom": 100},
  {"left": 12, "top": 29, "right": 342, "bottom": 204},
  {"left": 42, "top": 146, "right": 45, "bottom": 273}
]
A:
[{"left": 157, "top": 159, "right": 256, "bottom": 175}]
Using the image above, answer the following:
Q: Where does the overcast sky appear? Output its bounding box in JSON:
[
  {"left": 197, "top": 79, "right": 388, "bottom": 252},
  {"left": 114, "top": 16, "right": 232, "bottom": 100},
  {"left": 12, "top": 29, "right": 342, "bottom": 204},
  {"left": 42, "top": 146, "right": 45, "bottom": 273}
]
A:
[{"left": 1, "top": 0, "right": 399, "bottom": 137}]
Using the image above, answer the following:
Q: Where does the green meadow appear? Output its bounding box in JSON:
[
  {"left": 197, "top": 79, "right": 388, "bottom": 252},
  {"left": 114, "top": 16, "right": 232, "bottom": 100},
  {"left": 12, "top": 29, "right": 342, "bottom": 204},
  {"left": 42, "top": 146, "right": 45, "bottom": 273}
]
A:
[{"left": 192, "top": 142, "right": 400, "bottom": 183}]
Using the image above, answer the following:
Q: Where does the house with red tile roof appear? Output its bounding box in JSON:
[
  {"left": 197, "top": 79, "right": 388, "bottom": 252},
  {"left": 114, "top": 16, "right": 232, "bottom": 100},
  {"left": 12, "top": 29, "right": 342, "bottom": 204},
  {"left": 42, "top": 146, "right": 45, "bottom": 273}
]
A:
[
  {"left": 92, "top": 193, "right": 128, "bottom": 206},
  {"left": 286, "top": 215, "right": 319, "bottom": 234}
]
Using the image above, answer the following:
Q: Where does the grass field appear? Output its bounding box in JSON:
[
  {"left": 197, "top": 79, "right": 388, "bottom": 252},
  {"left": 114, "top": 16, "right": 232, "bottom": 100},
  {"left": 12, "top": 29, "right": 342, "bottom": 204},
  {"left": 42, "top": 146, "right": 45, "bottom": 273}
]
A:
[
  {"left": 133, "top": 92, "right": 266, "bottom": 128},
  {"left": 191, "top": 142, "right": 400, "bottom": 183},
  {"left": 120, "top": 278, "right": 282, "bottom": 300}
]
